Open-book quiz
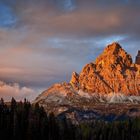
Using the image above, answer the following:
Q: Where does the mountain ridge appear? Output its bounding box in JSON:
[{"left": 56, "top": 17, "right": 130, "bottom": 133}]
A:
[{"left": 34, "top": 42, "right": 140, "bottom": 120}]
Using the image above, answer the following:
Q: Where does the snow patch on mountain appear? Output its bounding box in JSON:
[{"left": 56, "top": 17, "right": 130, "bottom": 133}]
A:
[
  {"left": 78, "top": 90, "right": 91, "bottom": 98},
  {"left": 77, "top": 91, "right": 140, "bottom": 104}
]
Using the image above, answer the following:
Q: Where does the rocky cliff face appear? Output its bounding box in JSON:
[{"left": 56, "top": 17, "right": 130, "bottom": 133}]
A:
[
  {"left": 71, "top": 42, "right": 140, "bottom": 95},
  {"left": 34, "top": 42, "right": 140, "bottom": 109}
]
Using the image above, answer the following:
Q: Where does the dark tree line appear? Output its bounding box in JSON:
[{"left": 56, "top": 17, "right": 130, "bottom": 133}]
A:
[{"left": 0, "top": 98, "right": 140, "bottom": 140}]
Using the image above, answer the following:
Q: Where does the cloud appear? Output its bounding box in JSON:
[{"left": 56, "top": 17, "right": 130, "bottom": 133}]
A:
[
  {"left": 0, "top": 80, "right": 37, "bottom": 101},
  {"left": 5, "top": 0, "right": 139, "bottom": 37},
  {"left": 0, "top": 0, "right": 139, "bottom": 100}
]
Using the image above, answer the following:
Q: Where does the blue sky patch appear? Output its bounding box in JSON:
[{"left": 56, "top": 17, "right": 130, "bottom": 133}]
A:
[{"left": 0, "top": 3, "right": 17, "bottom": 28}]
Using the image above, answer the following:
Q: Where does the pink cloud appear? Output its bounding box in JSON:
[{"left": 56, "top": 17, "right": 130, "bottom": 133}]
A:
[{"left": 0, "top": 80, "right": 37, "bottom": 101}]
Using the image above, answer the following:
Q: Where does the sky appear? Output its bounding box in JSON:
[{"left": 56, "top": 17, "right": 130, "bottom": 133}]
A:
[{"left": 0, "top": 0, "right": 140, "bottom": 101}]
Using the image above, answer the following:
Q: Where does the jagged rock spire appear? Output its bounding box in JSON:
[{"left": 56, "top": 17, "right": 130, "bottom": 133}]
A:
[{"left": 135, "top": 50, "right": 140, "bottom": 65}]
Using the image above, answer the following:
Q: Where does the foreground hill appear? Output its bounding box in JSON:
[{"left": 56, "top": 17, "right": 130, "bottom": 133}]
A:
[{"left": 34, "top": 42, "right": 140, "bottom": 122}]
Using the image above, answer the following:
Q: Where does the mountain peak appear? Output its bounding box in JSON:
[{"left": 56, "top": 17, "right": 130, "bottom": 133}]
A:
[
  {"left": 104, "top": 42, "right": 122, "bottom": 54},
  {"left": 106, "top": 42, "right": 121, "bottom": 49},
  {"left": 76, "top": 43, "right": 139, "bottom": 94},
  {"left": 95, "top": 42, "right": 132, "bottom": 70}
]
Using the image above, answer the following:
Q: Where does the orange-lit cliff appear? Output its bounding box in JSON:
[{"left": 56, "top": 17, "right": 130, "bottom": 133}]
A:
[{"left": 70, "top": 42, "right": 140, "bottom": 95}]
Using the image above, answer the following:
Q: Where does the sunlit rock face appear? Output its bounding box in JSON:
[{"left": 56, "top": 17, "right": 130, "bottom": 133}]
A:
[
  {"left": 70, "top": 72, "right": 79, "bottom": 90},
  {"left": 71, "top": 42, "right": 140, "bottom": 95}
]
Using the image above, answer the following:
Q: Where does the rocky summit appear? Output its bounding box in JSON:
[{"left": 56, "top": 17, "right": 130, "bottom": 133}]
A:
[
  {"left": 71, "top": 42, "right": 140, "bottom": 95},
  {"left": 34, "top": 42, "right": 140, "bottom": 122}
]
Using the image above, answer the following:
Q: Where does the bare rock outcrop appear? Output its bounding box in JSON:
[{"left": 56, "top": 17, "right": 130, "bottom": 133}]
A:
[
  {"left": 136, "top": 51, "right": 140, "bottom": 65},
  {"left": 70, "top": 72, "right": 79, "bottom": 90}
]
